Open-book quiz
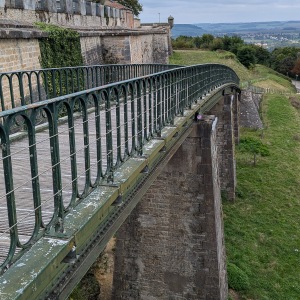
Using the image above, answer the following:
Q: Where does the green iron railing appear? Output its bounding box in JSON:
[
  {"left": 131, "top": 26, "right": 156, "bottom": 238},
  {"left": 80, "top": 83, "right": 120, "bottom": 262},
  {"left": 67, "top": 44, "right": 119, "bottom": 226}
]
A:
[
  {"left": 0, "top": 63, "right": 239, "bottom": 273},
  {"left": 0, "top": 64, "right": 179, "bottom": 112}
]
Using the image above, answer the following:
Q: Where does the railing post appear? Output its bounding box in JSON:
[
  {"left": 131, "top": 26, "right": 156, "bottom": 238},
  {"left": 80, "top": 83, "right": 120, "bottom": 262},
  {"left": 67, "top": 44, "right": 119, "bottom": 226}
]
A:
[
  {"left": 136, "top": 81, "right": 143, "bottom": 155},
  {"left": 1, "top": 125, "right": 18, "bottom": 271},
  {"left": 48, "top": 103, "right": 64, "bottom": 232},
  {"left": 156, "top": 76, "right": 162, "bottom": 137},
  {"left": 115, "top": 88, "right": 122, "bottom": 166},
  {"left": 106, "top": 89, "right": 114, "bottom": 182}
]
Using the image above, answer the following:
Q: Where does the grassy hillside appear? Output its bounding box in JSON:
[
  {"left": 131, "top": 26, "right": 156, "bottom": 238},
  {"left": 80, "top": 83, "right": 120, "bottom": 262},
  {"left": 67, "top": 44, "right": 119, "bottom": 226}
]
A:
[
  {"left": 226, "top": 94, "right": 300, "bottom": 300},
  {"left": 169, "top": 50, "right": 295, "bottom": 93},
  {"left": 171, "top": 50, "right": 300, "bottom": 299},
  {"left": 170, "top": 50, "right": 253, "bottom": 83}
]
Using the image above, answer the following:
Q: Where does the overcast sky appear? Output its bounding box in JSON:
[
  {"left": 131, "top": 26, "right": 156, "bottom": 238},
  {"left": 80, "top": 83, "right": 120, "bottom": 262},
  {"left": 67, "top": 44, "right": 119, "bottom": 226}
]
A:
[{"left": 138, "top": 0, "right": 300, "bottom": 24}]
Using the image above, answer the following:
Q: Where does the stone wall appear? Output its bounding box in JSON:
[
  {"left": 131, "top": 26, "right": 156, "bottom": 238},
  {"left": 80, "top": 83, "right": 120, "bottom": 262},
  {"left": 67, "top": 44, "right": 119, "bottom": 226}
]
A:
[
  {"left": 240, "top": 90, "right": 263, "bottom": 129},
  {"left": 0, "top": 0, "right": 131, "bottom": 29},
  {"left": 0, "top": 38, "right": 42, "bottom": 110},
  {"left": 0, "top": 21, "right": 171, "bottom": 110},
  {"left": 80, "top": 35, "right": 104, "bottom": 66},
  {"left": 208, "top": 94, "right": 238, "bottom": 201},
  {"left": 0, "top": 38, "right": 41, "bottom": 72},
  {"left": 113, "top": 117, "right": 228, "bottom": 299}
]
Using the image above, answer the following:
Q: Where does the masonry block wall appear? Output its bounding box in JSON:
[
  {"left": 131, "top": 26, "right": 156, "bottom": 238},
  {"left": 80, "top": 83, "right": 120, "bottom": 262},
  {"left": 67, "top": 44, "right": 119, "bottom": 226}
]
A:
[
  {"left": 0, "top": 39, "right": 41, "bottom": 73},
  {"left": 0, "top": 30, "right": 169, "bottom": 75},
  {"left": 79, "top": 32, "right": 169, "bottom": 65},
  {"left": 0, "top": 18, "right": 170, "bottom": 110},
  {"left": 112, "top": 117, "right": 228, "bottom": 299},
  {"left": 208, "top": 94, "right": 238, "bottom": 201},
  {"left": 0, "top": 0, "right": 171, "bottom": 76},
  {"left": 0, "top": 38, "right": 42, "bottom": 109}
]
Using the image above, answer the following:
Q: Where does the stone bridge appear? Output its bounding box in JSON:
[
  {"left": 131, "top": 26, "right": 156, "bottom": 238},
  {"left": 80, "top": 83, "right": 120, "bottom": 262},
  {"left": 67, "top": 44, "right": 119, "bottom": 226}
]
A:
[{"left": 0, "top": 63, "right": 240, "bottom": 299}]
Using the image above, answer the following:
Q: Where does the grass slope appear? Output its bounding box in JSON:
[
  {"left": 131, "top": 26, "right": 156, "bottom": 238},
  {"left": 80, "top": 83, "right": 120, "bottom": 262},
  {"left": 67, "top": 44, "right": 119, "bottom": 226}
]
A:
[
  {"left": 169, "top": 50, "right": 295, "bottom": 93},
  {"left": 225, "top": 94, "right": 300, "bottom": 299},
  {"left": 170, "top": 50, "right": 300, "bottom": 299},
  {"left": 170, "top": 50, "right": 253, "bottom": 83}
]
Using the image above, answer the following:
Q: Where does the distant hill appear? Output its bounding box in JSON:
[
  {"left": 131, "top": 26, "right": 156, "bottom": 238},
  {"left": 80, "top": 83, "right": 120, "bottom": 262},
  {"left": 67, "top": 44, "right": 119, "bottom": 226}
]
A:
[
  {"left": 172, "top": 21, "right": 300, "bottom": 37},
  {"left": 171, "top": 24, "right": 206, "bottom": 37}
]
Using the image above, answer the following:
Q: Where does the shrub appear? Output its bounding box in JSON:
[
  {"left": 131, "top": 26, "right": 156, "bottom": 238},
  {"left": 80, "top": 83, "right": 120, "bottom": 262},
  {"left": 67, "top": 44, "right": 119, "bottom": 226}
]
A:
[{"left": 239, "top": 137, "right": 270, "bottom": 157}]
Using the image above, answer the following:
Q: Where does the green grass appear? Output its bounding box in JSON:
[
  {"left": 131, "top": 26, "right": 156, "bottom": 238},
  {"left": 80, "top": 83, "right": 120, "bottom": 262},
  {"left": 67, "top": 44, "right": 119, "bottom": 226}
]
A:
[
  {"left": 170, "top": 49, "right": 300, "bottom": 299},
  {"left": 224, "top": 94, "right": 300, "bottom": 299},
  {"left": 169, "top": 50, "right": 295, "bottom": 93},
  {"left": 170, "top": 50, "right": 253, "bottom": 82},
  {"left": 251, "top": 65, "right": 296, "bottom": 93}
]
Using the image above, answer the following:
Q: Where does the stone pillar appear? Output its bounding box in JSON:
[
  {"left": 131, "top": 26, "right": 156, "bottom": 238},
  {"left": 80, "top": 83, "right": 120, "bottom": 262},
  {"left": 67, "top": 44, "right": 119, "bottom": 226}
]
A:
[
  {"left": 86, "top": 1, "right": 96, "bottom": 16},
  {"left": 208, "top": 94, "right": 236, "bottom": 201},
  {"left": 60, "top": 0, "right": 73, "bottom": 14},
  {"left": 232, "top": 91, "right": 240, "bottom": 144},
  {"left": 41, "top": 0, "right": 57, "bottom": 12},
  {"left": 112, "top": 116, "right": 228, "bottom": 299}
]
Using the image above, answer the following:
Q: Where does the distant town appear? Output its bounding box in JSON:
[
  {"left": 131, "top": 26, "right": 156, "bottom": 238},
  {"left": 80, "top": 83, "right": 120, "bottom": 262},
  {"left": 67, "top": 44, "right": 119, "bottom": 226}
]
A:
[
  {"left": 220, "top": 32, "right": 300, "bottom": 50},
  {"left": 171, "top": 21, "right": 300, "bottom": 50}
]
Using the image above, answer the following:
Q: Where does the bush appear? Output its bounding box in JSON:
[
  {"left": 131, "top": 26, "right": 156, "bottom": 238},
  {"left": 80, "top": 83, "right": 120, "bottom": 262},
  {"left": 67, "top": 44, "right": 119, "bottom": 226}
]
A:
[
  {"left": 239, "top": 137, "right": 270, "bottom": 157},
  {"left": 227, "top": 262, "right": 250, "bottom": 291},
  {"left": 237, "top": 46, "right": 256, "bottom": 68}
]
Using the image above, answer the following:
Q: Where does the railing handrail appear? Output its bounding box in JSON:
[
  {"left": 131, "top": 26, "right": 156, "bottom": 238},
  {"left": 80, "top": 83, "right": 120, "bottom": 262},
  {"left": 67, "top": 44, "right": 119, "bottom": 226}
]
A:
[
  {"left": 0, "top": 64, "right": 181, "bottom": 112},
  {"left": 0, "top": 63, "right": 239, "bottom": 273}
]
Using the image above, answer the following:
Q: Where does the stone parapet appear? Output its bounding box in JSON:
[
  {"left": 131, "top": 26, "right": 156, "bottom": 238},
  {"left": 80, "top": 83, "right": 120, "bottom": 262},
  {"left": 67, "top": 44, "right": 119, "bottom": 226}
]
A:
[{"left": 0, "top": 0, "right": 130, "bottom": 29}]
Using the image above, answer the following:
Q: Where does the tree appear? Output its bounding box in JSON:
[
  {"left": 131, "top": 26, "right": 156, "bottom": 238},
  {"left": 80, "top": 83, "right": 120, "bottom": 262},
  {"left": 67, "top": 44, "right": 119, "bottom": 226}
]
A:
[
  {"left": 270, "top": 47, "right": 299, "bottom": 74},
  {"left": 238, "top": 137, "right": 270, "bottom": 166},
  {"left": 199, "top": 34, "right": 214, "bottom": 49},
  {"left": 222, "top": 35, "right": 244, "bottom": 53},
  {"left": 278, "top": 56, "right": 296, "bottom": 75},
  {"left": 209, "top": 38, "right": 224, "bottom": 51},
  {"left": 237, "top": 46, "right": 256, "bottom": 68},
  {"left": 252, "top": 45, "right": 270, "bottom": 66},
  {"left": 291, "top": 59, "right": 300, "bottom": 78},
  {"left": 117, "top": 0, "right": 142, "bottom": 16}
]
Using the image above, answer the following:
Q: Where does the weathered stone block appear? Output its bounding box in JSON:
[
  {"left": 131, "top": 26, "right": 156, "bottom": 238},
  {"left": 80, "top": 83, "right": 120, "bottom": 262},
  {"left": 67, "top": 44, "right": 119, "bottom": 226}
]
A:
[
  {"left": 85, "top": 1, "right": 96, "bottom": 16},
  {"left": 104, "top": 6, "right": 110, "bottom": 17},
  {"left": 5, "top": 0, "right": 23, "bottom": 8},
  {"left": 23, "top": 0, "right": 36, "bottom": 9},
  {"left": 59, "top": 0, "right": 72, "bottom": 14},
  {"left": 95, "top": 3, "right": 101, "bottom": 17},
  {"left": 40, "top": 0, "right": 57, "bottom": 12}
]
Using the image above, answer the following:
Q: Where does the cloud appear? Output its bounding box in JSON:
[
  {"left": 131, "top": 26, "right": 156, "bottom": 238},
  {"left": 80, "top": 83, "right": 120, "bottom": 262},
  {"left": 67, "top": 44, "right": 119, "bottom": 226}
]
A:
[{"left": 139, "top": 0, "right": 300, "bottom": 24}]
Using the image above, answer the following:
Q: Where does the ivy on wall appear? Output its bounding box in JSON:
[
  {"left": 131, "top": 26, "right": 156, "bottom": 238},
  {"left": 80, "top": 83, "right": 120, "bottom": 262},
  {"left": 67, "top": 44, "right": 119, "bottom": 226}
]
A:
[
  {"left": 35, "top": 22, "right": 83, "bottom": 68},
  {"left": 35, "top": 22, "right": 84, "bottom": 99}
]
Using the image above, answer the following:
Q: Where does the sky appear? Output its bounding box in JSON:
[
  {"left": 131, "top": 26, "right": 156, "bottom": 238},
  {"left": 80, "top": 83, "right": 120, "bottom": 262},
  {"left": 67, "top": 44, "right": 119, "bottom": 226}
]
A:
[{"left": 138, "top": 0, "right": 300, "bottom": 24}]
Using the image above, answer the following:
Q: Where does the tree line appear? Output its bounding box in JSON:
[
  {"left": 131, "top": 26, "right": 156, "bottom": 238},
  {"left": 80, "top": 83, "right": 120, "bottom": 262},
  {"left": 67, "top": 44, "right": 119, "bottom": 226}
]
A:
[{"left": 172, "top": 34, "right": 300, "bottom": 78}]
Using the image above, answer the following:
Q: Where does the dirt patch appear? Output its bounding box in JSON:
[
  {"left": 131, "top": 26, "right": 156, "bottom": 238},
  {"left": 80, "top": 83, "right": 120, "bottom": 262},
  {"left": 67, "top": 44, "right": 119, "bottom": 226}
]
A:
[
  {"left": 94, "top": 238, "right": 115, "bottom": 300},
  {"left": 289, "top": 96, "right": 300, "bottom": 110},
  {"left": 229, "top": 289, "right": 241, "bottom": 300}
]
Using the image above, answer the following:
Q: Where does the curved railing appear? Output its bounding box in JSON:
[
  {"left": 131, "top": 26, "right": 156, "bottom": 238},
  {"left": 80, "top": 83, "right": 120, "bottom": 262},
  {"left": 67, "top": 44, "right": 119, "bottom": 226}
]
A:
[
  {"left": 0, "top": 64, "right": 180, "bottom": 112},
  {"left": 0, "top": 63, "right": 239, "bottom": 272}
]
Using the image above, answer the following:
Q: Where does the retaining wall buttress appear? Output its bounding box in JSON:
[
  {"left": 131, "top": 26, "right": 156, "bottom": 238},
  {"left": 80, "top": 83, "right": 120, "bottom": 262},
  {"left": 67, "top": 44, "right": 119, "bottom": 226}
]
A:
[{"left": 112, "top": 116, "right": 228, "bottom": 299}]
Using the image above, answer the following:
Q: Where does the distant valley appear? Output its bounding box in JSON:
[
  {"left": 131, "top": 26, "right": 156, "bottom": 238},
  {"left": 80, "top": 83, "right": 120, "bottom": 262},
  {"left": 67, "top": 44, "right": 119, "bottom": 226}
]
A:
[{"left": 171, "top": 21, "right": 300, "bottom": 49}]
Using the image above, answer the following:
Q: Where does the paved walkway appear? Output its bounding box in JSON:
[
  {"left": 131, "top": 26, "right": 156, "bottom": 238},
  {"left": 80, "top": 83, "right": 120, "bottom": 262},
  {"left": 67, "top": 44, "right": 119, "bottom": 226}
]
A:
[{"left": 292, "top": 80, "right": 300, "bottom": 93}]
